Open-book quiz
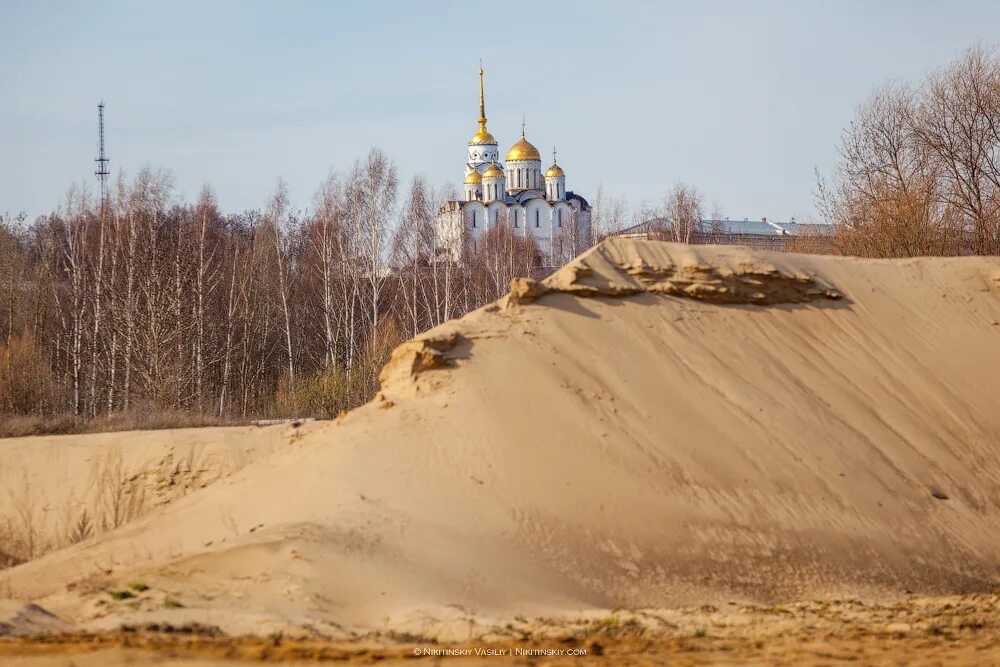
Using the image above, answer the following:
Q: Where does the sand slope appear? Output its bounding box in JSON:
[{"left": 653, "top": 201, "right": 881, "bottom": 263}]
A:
[
  {"left": 0, "top": 424, "right": 312, "bottom": 567},
  {"left": 3, "top": 238, "right": 1000, "bottom": 637}
]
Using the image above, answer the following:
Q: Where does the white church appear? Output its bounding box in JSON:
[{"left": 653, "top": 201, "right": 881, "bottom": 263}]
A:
[{"left": 435, "top": 67, "right": 592, "bottom": 264}]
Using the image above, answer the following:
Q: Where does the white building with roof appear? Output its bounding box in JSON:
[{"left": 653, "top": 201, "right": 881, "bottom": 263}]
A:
[
  {"left": 613, "top": 217, "right": 835, "bottom": 251},
  {"left": 435, "top": 67, "right": 592, "bottom": 264}
]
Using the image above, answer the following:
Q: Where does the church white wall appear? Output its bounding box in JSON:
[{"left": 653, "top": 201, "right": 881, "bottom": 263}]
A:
[
  {"left": 505, "top": 160, "right": 543, "bottom": 192},
  {"left": 434, "top": 199, "right": 591, "bottom": 266},
  {"left": 545, "top": 176, "right": 567, "bottom": 201},
  {"left": 553, "top": 202, "right": 571, "bottom": 231},
  {"left": 510, "top": 206, "right": 524, "bottom": 230},
  {"left": 525, "top": 200, "right": 549, "bottom": 236},
  {"left": 487, "top": 201, "right": 505, "bottom": 227},
  {"left": 483, "top": 178, "right": 503, "bottom": 203},
  {"left": 468, "top": 144, "right": 499, "bottom": 168},
  {"left": 465, "top": 202, "right": 487, "bottom": 237}
]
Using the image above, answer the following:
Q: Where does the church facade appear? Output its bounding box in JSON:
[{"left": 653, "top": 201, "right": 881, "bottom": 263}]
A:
[{"left": 435, "top": 67, "right": 592, "bottom": 265}]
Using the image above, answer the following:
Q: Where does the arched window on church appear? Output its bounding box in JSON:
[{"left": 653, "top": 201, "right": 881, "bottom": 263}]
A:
[
  {"left": 514, "top": 210, "right": 519, "bottom": 228},
  {"left": 557, "top": 209, "right": 562, "bottom": 227},
  {"left": 516, "top": 170, "right": 521, "bottom": 189},
  {"left": 471, "top": 210, "right": 476, "bottom": 228},
  {"left": 535, "top": 209, "right": 540, "bottom": 228}
]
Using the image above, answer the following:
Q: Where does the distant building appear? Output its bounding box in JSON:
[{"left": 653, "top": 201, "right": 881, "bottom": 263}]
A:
[
  {"left": 434, "top": 67, "right": 592, "bottom": 264},
  {"left": 613, "top": 217, "right": 835, "bottom": 252}
]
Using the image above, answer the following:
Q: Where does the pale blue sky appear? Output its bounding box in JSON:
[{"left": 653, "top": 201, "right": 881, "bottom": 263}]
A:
[{"left": 2, "top": 1, "right": 998, "bottom": 222}]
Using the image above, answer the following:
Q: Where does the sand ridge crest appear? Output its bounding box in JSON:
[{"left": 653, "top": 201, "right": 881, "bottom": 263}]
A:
[
  {"left": 379, "top": 238, "right": 850, "bottom": 397},
  {"left": 513, "top": 237, "right": 845, "bottom": 305}
]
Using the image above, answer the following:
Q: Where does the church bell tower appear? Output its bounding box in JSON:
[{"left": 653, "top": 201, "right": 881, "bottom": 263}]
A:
[{"left": 466, "top": 65, "right": 500, "bottom": 176}]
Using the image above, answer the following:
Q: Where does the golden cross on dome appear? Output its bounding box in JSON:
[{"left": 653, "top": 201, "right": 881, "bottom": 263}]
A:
[
  {"left": 521, "top": 116, "right": 526, "bottom": 137},
  {"left": 552, "top": 146, "right": 558, "bottom": 164}
]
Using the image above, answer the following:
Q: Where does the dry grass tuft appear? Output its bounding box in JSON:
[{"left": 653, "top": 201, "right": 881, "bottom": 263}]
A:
[{"left": 0, "top": 449, "right": 151, "bottom": 573}]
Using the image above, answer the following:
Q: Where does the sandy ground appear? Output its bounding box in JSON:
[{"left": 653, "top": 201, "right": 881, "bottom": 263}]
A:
[
  {"left": 3, "top": 238, "right": 1000, "bottom": 660},
  {"left": 3, "top": 594, "right": 1000, "bottom": 665}
]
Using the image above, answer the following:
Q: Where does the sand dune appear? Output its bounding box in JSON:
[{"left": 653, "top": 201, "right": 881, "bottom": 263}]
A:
[{"left": 2, "top": 238, "right": 1000, "bottom": 639}]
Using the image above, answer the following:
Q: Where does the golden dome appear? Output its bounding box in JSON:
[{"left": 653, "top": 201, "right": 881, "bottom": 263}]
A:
[
  {"left": 469, "top": 128, "right": 497, "bottom": 146},
  {"left": 483, "top": 161, "right": 504, "bottom": 179},
  {"left": 464, "top": 169, "right": 483, "bottom": 184},
  {"left": 545, "top": 146, "right": 564, "bottom": 178},
  {"left": 506, "top": 134, "right": 541, "bottom": 162}
]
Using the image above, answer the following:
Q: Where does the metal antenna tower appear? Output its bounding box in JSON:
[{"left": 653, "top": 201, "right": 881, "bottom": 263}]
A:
[{"left": 95, "top": 101, "right": 110, "bottom": 216}]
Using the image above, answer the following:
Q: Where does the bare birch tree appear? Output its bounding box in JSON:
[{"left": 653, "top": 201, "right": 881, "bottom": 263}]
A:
[
  {"left": 662, "top": 182, "right": 703, "bottom": 243},
  {"left": 266, "top": 181, "right": 298, "bottom": 386}
]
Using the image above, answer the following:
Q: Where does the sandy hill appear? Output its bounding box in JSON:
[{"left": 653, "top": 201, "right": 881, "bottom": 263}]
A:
[{"left": 3, "top": 238, "right": 1000, "bottom": 639}]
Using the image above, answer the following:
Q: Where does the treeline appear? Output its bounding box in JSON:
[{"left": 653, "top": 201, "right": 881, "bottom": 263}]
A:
[
  {"left": 819, "top": 45, "right": 1000, "bottom": 257},
  {"left": 0, "top": 148, "right": 567, "bottom": 428}
]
